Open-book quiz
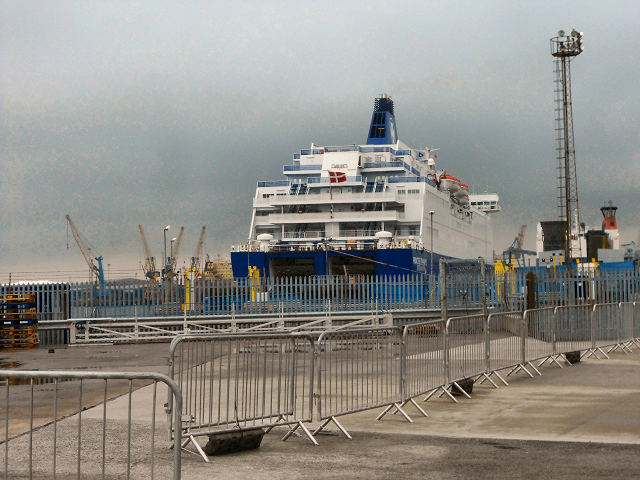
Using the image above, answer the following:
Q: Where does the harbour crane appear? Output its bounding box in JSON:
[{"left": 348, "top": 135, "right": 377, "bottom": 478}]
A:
[
  {"left": 190, "top": 226, "right": 206, "bottom": 275},
  {"left": 166, "top": 226, "right": 185, "bottom": 279},
  {"left": 66, "top": 215, "right": 106, "bottom": 297},
  {"left": 184, "top": 226, "right": 206, "bottom": 311},
  {"left": 502, "top": 225, "right": 536, "bottom": 268},
  {"left": 138, "top": 225, "right": 160, "bottom": 281}
]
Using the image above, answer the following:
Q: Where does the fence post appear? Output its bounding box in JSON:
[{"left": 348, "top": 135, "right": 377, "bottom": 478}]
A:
[
  {"left": 183, "top": 304, "right": 188, "bottom": 334},
  {"left": 69, "top": 321, "right": 77, "bottom": 344},
  {"left": 552, "top": 306, "right": 558, "bottom": 356},
  {"left": 231, "top": 304, "right": 237, "bottom": 332},
  {"left": 485, "top": 314, "right": 491, "bottom": 374},
  {"left": 480, "top": 258, "right": 488, "bottom": 317}
]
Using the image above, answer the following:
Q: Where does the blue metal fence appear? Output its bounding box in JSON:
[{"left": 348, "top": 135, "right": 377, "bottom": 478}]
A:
[{"left": 2, "top": 264, "right": 639, "bottom": 321}]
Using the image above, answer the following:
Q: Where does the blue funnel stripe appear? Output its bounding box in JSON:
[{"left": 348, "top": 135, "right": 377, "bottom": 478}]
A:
[{"left": 366, "top": 96, "right": 398, "bottom": 145}]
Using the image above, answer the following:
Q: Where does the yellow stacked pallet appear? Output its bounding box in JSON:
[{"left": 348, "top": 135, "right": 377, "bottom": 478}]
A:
[{"left": 0, "top": 293, "right": 39, "bottom": 349}]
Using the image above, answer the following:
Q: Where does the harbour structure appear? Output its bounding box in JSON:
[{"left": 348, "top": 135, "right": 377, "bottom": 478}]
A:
[
  {"left": 539, "top": 29, "right": 584, "bottom": 261},
  {"left": 537, "top": 200, "right": 626, "bottom": 264},
  {"left": 231, "top": 94, "right": 500, "bottom": 278}
]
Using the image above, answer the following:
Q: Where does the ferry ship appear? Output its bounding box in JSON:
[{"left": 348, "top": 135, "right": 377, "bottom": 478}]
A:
[{"left": 231, "top": 94, "right": 500, "bottom": 277}]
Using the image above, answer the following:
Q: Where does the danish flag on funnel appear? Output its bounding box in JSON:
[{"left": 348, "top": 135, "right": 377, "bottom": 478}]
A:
[{"left": 329, "top": 171, "right": 346, "bottom": 183}]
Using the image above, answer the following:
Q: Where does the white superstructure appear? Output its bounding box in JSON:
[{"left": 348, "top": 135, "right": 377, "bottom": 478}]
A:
[{"left": 240, "top": 95, "right": 500, "bottom": 264}]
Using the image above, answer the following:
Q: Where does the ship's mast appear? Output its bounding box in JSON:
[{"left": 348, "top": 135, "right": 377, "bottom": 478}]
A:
[{"left": 551, "top": 29, "right": 583, "bottom": 262}]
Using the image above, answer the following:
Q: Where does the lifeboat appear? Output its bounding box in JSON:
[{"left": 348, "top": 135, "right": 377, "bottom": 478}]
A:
[
  {"left": 454, "top": 182, "right": 469, "bottom": 199},
  {"left": 458, "top": 195, "right": 469, "bottom": 205},
  {"left": 439, "top": 174, "right": 461, "bottom": 194}
]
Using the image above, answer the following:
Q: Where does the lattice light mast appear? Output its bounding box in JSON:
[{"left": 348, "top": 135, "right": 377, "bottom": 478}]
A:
[{"left": 551, "top": 29, "right": 584, "bottom": 262}]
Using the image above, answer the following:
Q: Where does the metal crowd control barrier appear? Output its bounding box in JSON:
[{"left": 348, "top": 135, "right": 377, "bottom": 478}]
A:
[
  {"left": 591, "top": 303, "right": 620, "bottom": 358},
  {"left": 486, "top": 311, "right": 528, "bottom": 382},
  {"left": 0, "top": 370, "right": 182, "bottom": 480},
  {"left": 443, "top": 314, "right": 492, "bottom": 399},
  {"left": 521, "top": 307, "right": 557, "bottom": 370},
  {"left": 314, "top": 327, "right": 407, "bottom": 438},
  {"left": 618, "top": 302, "right": 635, "bottom": 352},
  {"left": 633, "top": 302, "right": 640, "bottom": 348},
  {"left": 168, "top": 333, "right": 316, "bottom": 461},
  {"left": 552, "top": 305, "right": 592, "bottom": 364},
  {"left": 401, "top": 320, "right": 446, "bottom": 413}
]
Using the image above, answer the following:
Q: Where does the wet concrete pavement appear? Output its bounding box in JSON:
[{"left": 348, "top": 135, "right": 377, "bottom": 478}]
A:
[{"left": 2, "top": 342, "right": 640, "bottom": 479}]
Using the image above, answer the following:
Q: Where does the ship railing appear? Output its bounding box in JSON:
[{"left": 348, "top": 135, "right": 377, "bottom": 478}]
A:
[
  {"left": 283, "top": 231, "right": 325, "bottom": 239},
  {"left": 362, "top": 162, "right": 404, "bottom": 169},
  {"left": 0, "top": 370, "right": 183, "bottom": 479},
  {"left": 283, "top": 164, "right": 322, "bottom": 172},
  {"left": 338, "top": 230, "right": 378, "bottom": 238},
  {"left": 257, "top": 180, "right": 290, "bottom": 187},
  {"left": 388, "top": 176, "right": 437, "bottom": 188},
  {"left": 307, "top": 176, "right": 364, "bottom": 184},
  {"left": 253, "top": 190, "right": 399, "bottom": 205}
]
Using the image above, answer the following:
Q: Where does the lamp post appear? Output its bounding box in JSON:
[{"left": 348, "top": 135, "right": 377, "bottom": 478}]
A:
[
  {"left": 170, "top": 237, "right": 177, "bottom": 274},
  {"left": 163, "top": 226, "right": 170, "bottom": 278},
  {"left": 163, "top": 225, "right": 170, "bottom": 314},
  {"left": 429, "top": 211, "right": 435, "bottom": 307}
]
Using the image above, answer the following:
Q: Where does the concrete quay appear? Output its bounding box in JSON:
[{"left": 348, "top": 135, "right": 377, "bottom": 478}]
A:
[{"left": 2, "top": 342, "right": 640, "bottom": 479}]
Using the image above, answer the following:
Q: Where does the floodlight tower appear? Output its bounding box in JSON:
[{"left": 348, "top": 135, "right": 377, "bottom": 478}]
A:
[{"left": 551, "top": 29, "right": 584, "bottom": 262}]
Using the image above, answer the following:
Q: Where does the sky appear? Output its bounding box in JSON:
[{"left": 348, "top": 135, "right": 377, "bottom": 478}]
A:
[{"left": 1, "top": 1, "right": 639, "bottom": 282}]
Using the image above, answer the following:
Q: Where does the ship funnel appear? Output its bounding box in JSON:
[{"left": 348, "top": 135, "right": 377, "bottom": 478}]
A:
[{"left": 366, "top": 94, "right": 398, "bottom": 145}]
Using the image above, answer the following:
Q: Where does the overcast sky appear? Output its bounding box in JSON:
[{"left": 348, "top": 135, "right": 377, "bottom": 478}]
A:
[{"left": 1, "top": 1, "right": 639, "bottom": 281}]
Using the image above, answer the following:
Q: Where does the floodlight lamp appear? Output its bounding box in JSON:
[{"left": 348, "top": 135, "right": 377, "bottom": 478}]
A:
[
  {"left": 571, "top": 29, "right": 578, "bottom": 37},
  {"left": 172, "top": 237, "right": 177, "bottom": 242},
  {"left": 558, "top": 30, "right": 565, "bottom": 37},
  {"left": 165, "top": 225, "right": 170, "bottom": 231}
]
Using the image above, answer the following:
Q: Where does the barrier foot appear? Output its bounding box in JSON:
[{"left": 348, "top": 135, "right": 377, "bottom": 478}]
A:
[
  {"left": 505, "top": 365, "right": 520, "bottom": 377},
  {"left": 282, "top": 421, "right": 319, "bottom": 446},
  {"left": 482, "top": 372, "right": 504, "bottom": 387},
  {"left": 526, "top": 361, "right": 542, "bottom": 376},
  {"left": 377, "top": 402, "right": 413, "bottom": 423},
  {"left": 507, "top": 364, "right": 534, "bottom": 378},
  {"left": 597, "top": 347, "right": 610, "bottom": 359},
  {"left": 312, "top": 417, "right": 352, "bottom": 440},
  {"left": 584, "top": 349, "right": 601, "bottom": 360},
  {"left": 494, "top": 371, "right": 508, "bottom": 386},
  {"left": 407, "top": 397, "right": 429, "bottom": 417},
  {"left": 607, "top": 343, "right": 628, "bottom": 355},
  {"left": 426, "top": 386, "right": 458, "bottom": 404},
  {"left": 265, "top": 415, "right": 285, "bottom": 434},
  {"left": 545, "top": 355, "right": 566, "bottom": 368},
  {"left": 537, "top": 357, "right": 550, "bottom": 368},
  {"left": 517, "top": 364, "right": 534, "bottom": 379},
  {"left": 622, "top": 342, "right": 634, "bottom": 353},
  {"left": 422, "top": 388, "right": 437, "bottom": 402},
  {"left": 440, "top": 386, "right": 459, "bottom": 404},
  {"left": 451, "top": 382, "right": 472, "bottom": 399},
  {"left": 175, "top": 434, "right": 210, "bottom": 463}
]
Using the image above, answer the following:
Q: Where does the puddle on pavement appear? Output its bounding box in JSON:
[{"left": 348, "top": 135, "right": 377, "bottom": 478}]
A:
[
  {"left": 0, "top": 358, "right": 23, "bottom": 368},
  {"left": 0, "top": 358, "right": 75, "bottom": 385}
]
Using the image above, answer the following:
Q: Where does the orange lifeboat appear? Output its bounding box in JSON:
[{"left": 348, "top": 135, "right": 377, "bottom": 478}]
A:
[
  {"left": 439, "top": 174, "right": 461, "bottom": 194},
  {"left": 455, "top": 182, "right": 469, "bottom": 199}
]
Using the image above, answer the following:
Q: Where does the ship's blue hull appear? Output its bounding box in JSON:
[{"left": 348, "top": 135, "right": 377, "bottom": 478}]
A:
[{"left": 231, "top": 248, "right": 444, "bottom": 278}]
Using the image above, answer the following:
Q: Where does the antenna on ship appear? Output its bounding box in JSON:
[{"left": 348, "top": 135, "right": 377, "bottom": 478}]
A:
[{"left": 551, "top": 29, "right": 584, "bottom": 262}]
